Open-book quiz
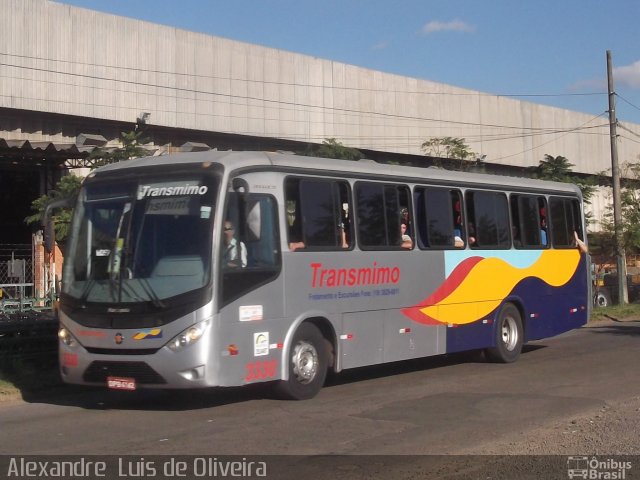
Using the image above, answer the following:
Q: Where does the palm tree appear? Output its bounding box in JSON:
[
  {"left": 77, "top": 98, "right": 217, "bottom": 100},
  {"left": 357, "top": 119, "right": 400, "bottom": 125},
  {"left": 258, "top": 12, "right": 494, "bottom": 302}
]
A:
[
  {"left": 536, "top": 155, "right": 575, "bottom": 182},
  {"left": 534, "top": 154, "right": 595, "bottom": 204}
]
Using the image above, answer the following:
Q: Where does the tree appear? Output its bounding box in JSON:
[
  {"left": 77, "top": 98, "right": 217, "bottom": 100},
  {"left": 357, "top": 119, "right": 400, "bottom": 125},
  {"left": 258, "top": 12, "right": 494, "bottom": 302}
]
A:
[
  {"left": 597, "top": 161, "right": 640, "bottom": 257},
  {"left": 421, "top": 136, "right": 474, "bottom": 160},
  {"left": 308, "top": 138, "right": 363, "bottom": 161},
  {"left": 421, "top": 137, "right": 477, "bottom": 170},
  {"left": 535, "top": 154, "right": 575, "bottom": 180},
  {"left": 25, "top": 174, "right": 83, "bottom": 243},
  {"left": 25, "top": 130, "right": 150, "bottom": 243},
  {"left": 88, "top": 130, "right": 150, "bottom": 166},
  {"left": 532, "top": 154, "right": 596, "bottom": 204}
]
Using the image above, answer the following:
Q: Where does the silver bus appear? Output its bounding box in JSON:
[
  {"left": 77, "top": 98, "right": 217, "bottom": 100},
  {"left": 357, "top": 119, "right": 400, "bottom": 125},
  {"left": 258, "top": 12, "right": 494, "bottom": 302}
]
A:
[{"left": 57, "top": 151, "right": 590, "bottom": 399}]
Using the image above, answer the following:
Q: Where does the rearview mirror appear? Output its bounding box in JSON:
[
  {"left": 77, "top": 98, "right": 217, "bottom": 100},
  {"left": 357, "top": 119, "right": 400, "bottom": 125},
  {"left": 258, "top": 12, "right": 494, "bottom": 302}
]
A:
[
  {"left": 245, "top": 198, "right": 262, "bottom": 242},
  {"left": 42, "top": 196, "right": 76, "bottom": 253}
]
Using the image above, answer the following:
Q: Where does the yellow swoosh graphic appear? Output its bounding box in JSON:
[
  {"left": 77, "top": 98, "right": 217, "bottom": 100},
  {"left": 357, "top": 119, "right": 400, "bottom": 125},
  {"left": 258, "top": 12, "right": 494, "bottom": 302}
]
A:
[
  {"left": 419, "top": 250, "right": 581, "bottom": 325},
  {"left": 132, "top": 328, "right": 162, "bottom": 340}
]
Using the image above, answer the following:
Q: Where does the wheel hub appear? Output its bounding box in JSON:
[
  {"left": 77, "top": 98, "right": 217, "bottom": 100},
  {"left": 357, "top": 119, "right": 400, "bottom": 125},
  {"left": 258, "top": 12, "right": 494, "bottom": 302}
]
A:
[
  {"left": 291, "top": 342, "right": 318, "bottom": 384},
  {"left": 501, "top": 317, "right": 519, "bottom": 351}
]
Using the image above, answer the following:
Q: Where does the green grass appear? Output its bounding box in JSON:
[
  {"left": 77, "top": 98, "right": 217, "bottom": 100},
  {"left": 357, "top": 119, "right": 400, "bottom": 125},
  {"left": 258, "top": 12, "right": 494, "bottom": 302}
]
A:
[
  {"left": 0, "top": 378, "right": 16, "bottom": 401},
  {"left": 590, "top": 303, "right": 640, "bottom": 322}
]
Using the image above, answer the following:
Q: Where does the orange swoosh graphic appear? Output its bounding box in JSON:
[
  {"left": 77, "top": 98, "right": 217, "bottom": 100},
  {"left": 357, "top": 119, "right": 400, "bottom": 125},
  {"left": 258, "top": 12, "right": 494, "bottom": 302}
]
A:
[{"left": 402, "top": 250, "right": 581, "bottom": 325}]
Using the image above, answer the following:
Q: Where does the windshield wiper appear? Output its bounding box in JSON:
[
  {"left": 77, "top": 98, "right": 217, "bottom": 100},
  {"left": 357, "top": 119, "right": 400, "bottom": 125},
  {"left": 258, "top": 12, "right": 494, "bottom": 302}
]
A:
[
  {"left": 137, "top": 277, "right": 166, "bottom": 310},
  {"left": 79, "top": 278, "right": 96, "bottom": 306}
]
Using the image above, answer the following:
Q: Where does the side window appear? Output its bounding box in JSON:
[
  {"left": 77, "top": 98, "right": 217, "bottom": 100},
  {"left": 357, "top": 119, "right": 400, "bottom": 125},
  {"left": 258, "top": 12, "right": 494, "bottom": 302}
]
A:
[
  {"left": 510, "top": 194, "right": 547, "bottom": 248},
  {"left": 465, "top": 191, "right": 510, "bottom": 249},
  {"left": 355, "top": 182, "right": 412, "bottom": 249},
  {"left": 415, "top": 187, "right": 463, "bottom": 249},
  {"left": 221, "top": 192, "right": 281, "bottom": 305},
  {"left": 285, "top": 177, "right": 351, "bottom": 251},
  {"left": 549, "top": 197, "right": 583, "bottom": 248}
]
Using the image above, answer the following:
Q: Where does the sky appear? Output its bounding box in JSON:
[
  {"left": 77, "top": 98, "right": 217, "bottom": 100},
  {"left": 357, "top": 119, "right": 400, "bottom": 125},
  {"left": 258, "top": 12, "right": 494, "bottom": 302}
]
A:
[{"left": 59, "top": 0, "right": 640, "bottom": 126}]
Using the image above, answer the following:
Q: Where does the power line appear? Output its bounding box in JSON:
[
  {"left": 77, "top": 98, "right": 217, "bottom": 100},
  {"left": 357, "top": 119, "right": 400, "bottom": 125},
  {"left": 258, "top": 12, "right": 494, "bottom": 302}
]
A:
[
  {"left": 619, "top": 135, "right": 640, "bottom": 145},
  {"left": 618, "top": 124, "right": 640, "bottom": 145},
  {"left": 0, "top": 61, "right": 612, "bottom": 134},
  {"left": 499, "top": 92, "right": 605, "bottom": 98},
  {"left": 490, "top": 112, "right": 609, "bottom": 162},
  {"left": 463, "top": 123, "right": 609, "bottom": 141},
  {"left": 618, "top": 123, "right": 640, "bottom": 139},
  {"left": 0, "top": 84, "right": 609, "bottom": 149},
  {"left": 1, "top": 86, "right": 608, "bottom": 153},
  {"left": 0, "top": 51, "right": 607, "bottom": 100},
  {"left": 0, "top": 55, "right": 618, "bottom": 158},
  {"left": 616, "top": 93, "right": 640, "bottom": 112}
]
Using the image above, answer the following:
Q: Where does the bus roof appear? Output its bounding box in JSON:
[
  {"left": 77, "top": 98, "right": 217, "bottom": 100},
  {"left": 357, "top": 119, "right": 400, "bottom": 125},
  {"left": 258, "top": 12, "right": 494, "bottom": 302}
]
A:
[{"left": 91, "top": 150, "right": 582, "bottom": 197}]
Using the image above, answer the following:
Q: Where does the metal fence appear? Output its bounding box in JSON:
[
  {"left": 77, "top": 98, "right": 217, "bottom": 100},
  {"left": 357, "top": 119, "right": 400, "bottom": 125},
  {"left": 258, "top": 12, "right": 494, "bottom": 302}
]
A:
[
  {"left": 0, "top": 244, "right": 35, "bottom": 312},
  {"left": 0, "top": 245, "right": 58, "bottom": 360}
]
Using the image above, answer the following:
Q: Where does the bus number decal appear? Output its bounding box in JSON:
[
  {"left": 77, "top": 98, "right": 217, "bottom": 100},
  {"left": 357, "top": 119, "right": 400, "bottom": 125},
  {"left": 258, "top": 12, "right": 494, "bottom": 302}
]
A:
[
  {"left": 63, "top": 353, "right": 78, "bottom": 367},
  {"left": 244, "top": 360, "right": 278, "bottom": 382}
]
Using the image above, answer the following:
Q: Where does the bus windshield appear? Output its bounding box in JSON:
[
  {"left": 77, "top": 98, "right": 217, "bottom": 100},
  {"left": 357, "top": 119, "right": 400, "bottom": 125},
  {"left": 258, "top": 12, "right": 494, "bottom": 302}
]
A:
[{"left": 62, "top": 175, "right": 218, "bottom": 305}]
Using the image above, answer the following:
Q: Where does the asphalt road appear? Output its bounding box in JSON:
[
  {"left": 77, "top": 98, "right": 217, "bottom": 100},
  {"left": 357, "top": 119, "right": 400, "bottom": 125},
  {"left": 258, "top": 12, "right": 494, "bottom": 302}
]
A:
[{"left": 1, "top": 319, "right": 639, "bottom": 478}]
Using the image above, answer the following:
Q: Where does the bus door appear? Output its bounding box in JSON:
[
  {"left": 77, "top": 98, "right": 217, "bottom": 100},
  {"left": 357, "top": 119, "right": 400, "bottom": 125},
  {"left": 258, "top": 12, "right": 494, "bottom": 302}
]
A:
[{"left": 216, "top": 187, "right": 284, "bottom": 385}]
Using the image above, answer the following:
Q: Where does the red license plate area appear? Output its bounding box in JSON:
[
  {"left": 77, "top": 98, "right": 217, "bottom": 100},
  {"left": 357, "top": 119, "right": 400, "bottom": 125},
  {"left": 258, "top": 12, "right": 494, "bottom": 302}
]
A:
[{"left": 107, "top": 376, "right": 136, "bottom": 391}]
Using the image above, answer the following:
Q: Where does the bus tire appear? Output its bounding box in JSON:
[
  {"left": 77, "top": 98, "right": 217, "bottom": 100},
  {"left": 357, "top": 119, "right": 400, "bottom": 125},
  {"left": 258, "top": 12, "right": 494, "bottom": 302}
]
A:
[
  {"left": 276, "top": 322, "right": 328, "bottom": 400},
  {"left": 485, "top": 303, "right": 523, "bottom": 363}
]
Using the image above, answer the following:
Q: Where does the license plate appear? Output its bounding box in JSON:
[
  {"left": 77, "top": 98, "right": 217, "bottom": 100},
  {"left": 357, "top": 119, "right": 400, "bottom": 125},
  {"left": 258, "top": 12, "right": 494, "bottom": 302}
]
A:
[{"left": 107, "top": 376, "right": 136, "bottom": 391}]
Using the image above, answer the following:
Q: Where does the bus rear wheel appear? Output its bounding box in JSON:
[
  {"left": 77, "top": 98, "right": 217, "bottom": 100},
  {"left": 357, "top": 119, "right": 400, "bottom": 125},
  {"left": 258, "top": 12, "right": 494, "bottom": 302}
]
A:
[
  {"left": 276, "top": 323, "right": 328, "bottom": 400},
  {"left": 485, "top": 303, "right": 523, "bottom": 363}
]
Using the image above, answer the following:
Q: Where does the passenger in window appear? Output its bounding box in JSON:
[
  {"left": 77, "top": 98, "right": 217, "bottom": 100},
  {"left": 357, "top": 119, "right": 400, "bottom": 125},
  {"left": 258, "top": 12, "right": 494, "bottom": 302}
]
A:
[
  {"left": 401, "top": 207, "right": 412, "bottom": 237},
  {"left": 223, "top": 220, "right": 247, "bottom": 268},
  {"left": 287, "top": 212, "right": 305, "bottom": 251},
  {"left": 540, "top": 209, "right": 548, "bottom": 246},
  {"left": 540, "top": 226, "right": 548, "bottom": 246},
  {"left": 453, "top": 201, "right": 464, "bottom": 248},
  {"left": 338, "top": 220, "right": 348, "bottom": 249},
  {"left": 574, "top": 231, "right": 588, "bottom": 254},
  {"left": 512, "top": 226, "right": 522, "bottom": 247},
  {"left": 467, "top": 223, "right": 477, "bottom": 247},
  {"left": 453, "top": 230, "right": 464, "bottom": 248},
  {"left": 339, "top": 192, "right": 351, "bottom": 243},
  {"left": 289, "top": 240, "right": 305, "bottom": 251},
  {"left": 400, "top": 223, "right": 413, "bottom": 249}
]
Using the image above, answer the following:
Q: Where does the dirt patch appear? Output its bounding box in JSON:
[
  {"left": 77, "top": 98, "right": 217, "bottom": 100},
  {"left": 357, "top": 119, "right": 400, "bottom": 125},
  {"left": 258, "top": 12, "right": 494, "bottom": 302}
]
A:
[{"left": 461, "top": 395, "right": 640, "bottom": 455}]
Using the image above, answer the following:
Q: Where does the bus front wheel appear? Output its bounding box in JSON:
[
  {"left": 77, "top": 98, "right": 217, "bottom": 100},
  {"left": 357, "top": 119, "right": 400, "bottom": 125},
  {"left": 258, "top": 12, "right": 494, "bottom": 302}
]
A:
[
  {"left": 485, "top": 303, "right": 523, "bottom": 363},
  {"left": 276, "top": 322, "right": 328, "bottom": 400}
]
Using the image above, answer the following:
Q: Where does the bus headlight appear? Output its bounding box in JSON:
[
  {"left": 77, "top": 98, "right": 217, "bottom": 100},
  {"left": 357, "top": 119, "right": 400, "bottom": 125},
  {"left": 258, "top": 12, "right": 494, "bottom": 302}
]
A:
[
  {"left": 166, "top": 320, "right": 210, "bottom": 352},
  {"left": 58, "top": 327, "right": 77, "bottom": 347}
]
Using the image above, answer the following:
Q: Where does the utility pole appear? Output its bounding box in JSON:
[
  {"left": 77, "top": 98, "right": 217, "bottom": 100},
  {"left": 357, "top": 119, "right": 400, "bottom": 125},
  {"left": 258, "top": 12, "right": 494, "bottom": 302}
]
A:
[{"left": 607, "top": 50, "right": 628, "bottom": 304}]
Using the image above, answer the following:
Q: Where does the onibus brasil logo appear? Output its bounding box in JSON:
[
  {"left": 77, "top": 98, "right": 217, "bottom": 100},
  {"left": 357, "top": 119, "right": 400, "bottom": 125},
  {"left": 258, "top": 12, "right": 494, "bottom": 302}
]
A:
[{"left": 567, "top": 456, "right": 632, "bottom": 479}]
